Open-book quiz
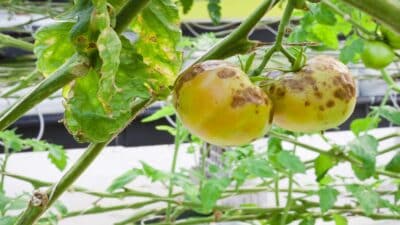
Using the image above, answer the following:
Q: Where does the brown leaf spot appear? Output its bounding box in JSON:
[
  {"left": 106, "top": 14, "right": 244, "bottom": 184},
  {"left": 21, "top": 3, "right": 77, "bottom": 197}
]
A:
[
  {"left": 304, "top": 101, "right": 310, "bottom": 107},
  {"left": 217, "top": 68, "right": 236, "bottom": 78},
  {"left": 319, "top": 105, "right": 325, "bottom": 111}
]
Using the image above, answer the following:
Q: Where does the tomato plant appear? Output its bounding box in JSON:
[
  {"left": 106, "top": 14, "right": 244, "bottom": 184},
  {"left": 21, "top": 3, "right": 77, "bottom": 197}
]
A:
[{"left": 0, "top": 0, "right": 400, "bottom": 224}]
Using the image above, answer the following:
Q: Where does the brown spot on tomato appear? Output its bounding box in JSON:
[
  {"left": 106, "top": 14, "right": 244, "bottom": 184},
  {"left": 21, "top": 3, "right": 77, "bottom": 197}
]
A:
[
  {"left": 319, "top": 105, "right": 325, "bottom": 111},
  {"left": 269, "top": 84, "right": 276, "bottom": 94},
  {"left": 283, "top": 79, "right": 304, "bottom": 91},
  {"left": 231, "top": 87, "right": 266, "bottom": 108},
  {"left": 217, "top": 69, "right": 236, "bottom": 78},
  {"left": 314, "top": 91, "right": 323, "bottom": 98},
  {"left": 276, "top": 87, "right": 286, "bottom": 97},
  {"left": 304, "top": 101, "right": 310, "bottom": 107},
  {"left": 240, "top": 83, "right": 245, "bottom": 87},
  {"left": 326, "top": 100, "right": 335, "bottom": 108}
]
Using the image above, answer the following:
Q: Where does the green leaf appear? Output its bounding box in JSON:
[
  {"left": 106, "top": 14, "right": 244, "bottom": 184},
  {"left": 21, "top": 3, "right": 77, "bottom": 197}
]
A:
[
  {"left": 244, "top": 158, "right": 275, "bottom": 178},
  {"left": 54, "top": 201, "right": 68, "bottom": 216},
  {"left": 374, "top": 106, "right": 400, "bottom": 125},
  {"left": 97, "top": 27, "right": 122, "bottom": 109},
  {"left": 332, "top": 214, "right": 348, "bottom": 225},
  {"left": 0, "top": 193, "right": 11, "bottom": 213},
  {"left": 48, "top": 145, "right": 68, "bottom": 171},
  {"left": 268, "top": 137, "right": 282, "bottom": 168},
  {"left": 311, "top": 24, "right": 339, "bottom": 49},
  {"left": 6, "top": 196, "right": 28, "bottom": 211},
  {"left": 314, "top": 154, "right": 337, "bottom": 182},
  {"left": 179, "top": 0, "right": 194, "bottom": 14},
  {"left": 309, "top": 3, "right": 337, "bottom": 25},
  {"left": 0, "top": 130, "right": 24, "bottom": 152},
  {"left": 349, "top": 135, "right": 378, "bottom": 180},
  {"left": 346, "top": 184, "right": 380, "bottom": 215},
  {"left": 385, "top": 152, "right": 400, "bottom": 173},
  {"left": 155, "top": 125, "right": 177, "bottom": 136},
  {"left": 141, "top": 161, "right": 168, "bottom": 182},
  {"left": 131, "top": 0, "right": 182, "bottom": 86},
  {"left": 318, "top": 186, "right": 339, "bottom": 213},
  {"left": 107, "top": 168, "right": 143, "bottom": 192},
  {"left": 142, "top": 105, "right": 175, "bottom": 122},
  {"left": 0, "top": 216, "right": 17, "bottom": 225},
  {"left": 34, "top": 22, "right": 75, "bottom": 77},
  {"left": 277, "top": 151, "right": 306, "bottom": 173},
  {"left": 207, "top": 0, "right": 221, "bottom": 25},
  {"left": 340, "top": 37, "right": 364, "bottom": 64},
  {"left": 350, "top": 117, "right": 379, "bottom": 135},
  {"left": 64, "top": 39, "right": 153, "bottom": 143},
  {"left": 199, "top": 178, "right": 230, "bottom": 213},
  {"left": 299, "top": 217, "right": 315, "bottom": 225}
]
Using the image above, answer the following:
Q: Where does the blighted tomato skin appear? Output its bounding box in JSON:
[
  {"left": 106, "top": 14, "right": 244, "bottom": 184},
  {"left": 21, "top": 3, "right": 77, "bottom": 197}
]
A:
[
  {"left": 173, "top": 60, "right": 273, "bottom": 146},
  {"left": 264, "top": 55, "right": 357, "bottom": 133}
]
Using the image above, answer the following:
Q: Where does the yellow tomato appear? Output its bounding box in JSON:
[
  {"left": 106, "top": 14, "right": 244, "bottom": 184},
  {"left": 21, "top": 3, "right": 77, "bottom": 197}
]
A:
[
  {"left": 263, "top": 55, "right": 357, "bottom": 132},
  {"left": 173, "top": 60, "right": 273, "bottom": 146}
]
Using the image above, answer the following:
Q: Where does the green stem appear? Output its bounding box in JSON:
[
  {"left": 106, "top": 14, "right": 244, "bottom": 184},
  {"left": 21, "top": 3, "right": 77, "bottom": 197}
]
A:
[
  {"left": 114, "top": 0, "right": 151, "bottom": 33},
  {"left": 0, "top": 33, "right": 34, "bottom": 51},
  {"left": 14, "top": 98, "right": 151, "bottom": 225},
  {"left": 341, "top": 0, "right": 400, "bottom": 34},
  {"left": 280, "top": 174, "right": 293, "bottom": 225},
  {"left": 190, "top": 0, "right": 279, "bottom": 65},
  {"left": 0, "top": 146, "right": 9, "bottom": 194},
  {"left": 321, "top": 0, "right": 375, "bottom": 36},
  {"left": 166, "top": 121, "right": 182, "bottom": 222},
  {"left": 59, "top": 200, "right": 157, "bottom": 219},
  {"left": 378, "top": 143, "right": 400, "bottom": 155},
  {"left": 252, "top": 0, "right": 295, "bottom": 76},
  {"left": 0, "top": 55, "right": 87, "bottom": 131},
  {"left": 377, "top": 132, "right": 400, "bottom": 142},
  {"left": 381, "top": 69, "right": 400, "bottom": 93},
  {"left": 274, "top": 175, "right": 280, "bottom": 207},
  {"left": 269, "top": 131, "right": 329, "bottom": 155},
  {"left": 1, "top": 70, "right": 42, "bottom": 98},
  {"left": 114, "top": 208, "right": 165, "bottom": 225}
]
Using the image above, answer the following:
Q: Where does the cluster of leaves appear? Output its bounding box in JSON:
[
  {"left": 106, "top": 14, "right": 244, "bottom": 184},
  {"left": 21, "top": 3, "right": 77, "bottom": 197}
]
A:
[
  {"left": 33, "top": 0, "right": 182, "bottom": 143},
  {"left": 0, "top": 130, "right": 67, "bottom": 171},
  {"left": 289, "top": 0, "right": 374, "bottom": 64},
  {"left": 0, "top": 130, "right": 68, "bottom": 225}
]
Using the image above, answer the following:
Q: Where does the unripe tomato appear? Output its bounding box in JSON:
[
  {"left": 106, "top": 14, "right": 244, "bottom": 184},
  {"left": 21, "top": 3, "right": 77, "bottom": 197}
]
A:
[
  {"left": 381, "top": 26, "right": 400, "bottom": 49},
  {"left": 264, "top": 55, "right": 356, "bottom": 133},
  {"left": 361, "top": 41, "right": 394, "bottom": 69},
  {"left": 173, "top": 61, "right": 273, "bottom": 146}
]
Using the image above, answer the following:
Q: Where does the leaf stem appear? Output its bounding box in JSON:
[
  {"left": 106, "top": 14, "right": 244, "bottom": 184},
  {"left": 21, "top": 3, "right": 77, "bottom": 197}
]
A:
[
  {"left": 252, "top": 0, "right": 295, "bottom": 76},
  {"left": 114, "top": 0, "right": 151, "bottom": 33},
  {"left": 166, "top": 120, "right": 182, "bottom": 222},
  {"left": 0, "top": 33, "right": 34, "bottom": 51},
  {"left": 378, "top": 143, "right": 400, "bottom": 155},
  {"left": 0, "top": 146, "right": 9, "bottom": 193},
  {"left": 381, "top": 69, "right": 400, "bottom": 93},
  {"left": 341, "top": 0, "right": 400, "bottom": 34}
]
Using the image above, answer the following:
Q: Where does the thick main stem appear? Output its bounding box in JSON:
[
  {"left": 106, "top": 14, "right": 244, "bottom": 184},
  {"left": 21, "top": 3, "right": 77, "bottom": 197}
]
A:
[
  {"left": 341, "top": 0, "right": 400, "bottom": 34},
  {"left": 14, "top": 98, "right": 151, "bottom": 225},
  {"left": 0, "top": 55, "right": 86, "bottom": 131},
  {"left": 190, "top": 0, "right": 279, "bottom": 65}
]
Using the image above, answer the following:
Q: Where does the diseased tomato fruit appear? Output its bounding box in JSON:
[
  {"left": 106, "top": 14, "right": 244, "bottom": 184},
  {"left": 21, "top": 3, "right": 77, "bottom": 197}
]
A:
[
  {"left": 381, "top": 26, "right": 400, "bottom": 49},
  {"left": 263, "top": 55, "right": 357, "bottom": 133},
  {"left": 361, "top": 41, "right": 394, "bottom": 69},
  {"left": 173, "top": 60, "right": 273, "bottom": 146}
]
